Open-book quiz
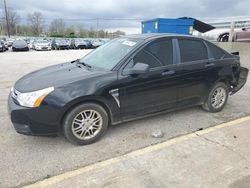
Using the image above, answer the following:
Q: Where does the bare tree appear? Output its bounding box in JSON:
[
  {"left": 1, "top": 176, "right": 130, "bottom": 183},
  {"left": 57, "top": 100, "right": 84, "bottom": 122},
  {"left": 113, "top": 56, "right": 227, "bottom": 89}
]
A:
[
  {"left": 1, "top": 8, "right": 19, "bottom": 36},
  {"left": 49, "top": 18, "right": 65, "bottom": 34},
  {"left": 27, "top": 12, "right": 44, "bottom": 36}
]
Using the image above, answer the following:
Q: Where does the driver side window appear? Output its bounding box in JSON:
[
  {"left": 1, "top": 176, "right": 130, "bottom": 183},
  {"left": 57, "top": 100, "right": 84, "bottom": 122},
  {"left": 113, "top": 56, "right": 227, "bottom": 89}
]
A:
[
  {"left": 133, "top": 49, "right": 162, "bottom": 68},
  {"left": 125, "top": 39, "right": 173, "bottom": 70}
]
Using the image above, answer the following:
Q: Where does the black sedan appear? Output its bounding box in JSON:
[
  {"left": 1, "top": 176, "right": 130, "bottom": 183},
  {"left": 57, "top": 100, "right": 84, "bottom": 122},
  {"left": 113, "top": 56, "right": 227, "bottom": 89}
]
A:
[
  {"left": 12, "top": 40, "right": 29, "bottom": 51},
  {"left": 8, "top": 34, "right": 248, "bottom": 145}
]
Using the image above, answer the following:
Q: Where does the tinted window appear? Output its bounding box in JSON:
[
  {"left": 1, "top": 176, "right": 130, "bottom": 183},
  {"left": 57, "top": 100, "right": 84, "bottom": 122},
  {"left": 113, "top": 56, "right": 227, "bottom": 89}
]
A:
[
  {"left": 133, "top": 50, "right": 161, "bottom": 68},
  {"left": 144, "top": 40, "right": 173, "bottom": 66},
  {"left": 206, "top": 42, "right": 228, "bottom": 59},
  {"left": 133, "top": 39, "right": 173, "bottom": 68},
  {"left": 179, "top": 39, "right": 208, "bottom": 62}
]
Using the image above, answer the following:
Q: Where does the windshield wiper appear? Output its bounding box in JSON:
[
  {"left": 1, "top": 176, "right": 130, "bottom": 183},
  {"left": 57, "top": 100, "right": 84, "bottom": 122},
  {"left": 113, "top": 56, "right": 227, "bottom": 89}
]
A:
[
  {"left": 74, "top": 59, "right": 92, "bottom": 69},
  {"left": 80, "top": 61, "right": 92, "bottom": 69}
]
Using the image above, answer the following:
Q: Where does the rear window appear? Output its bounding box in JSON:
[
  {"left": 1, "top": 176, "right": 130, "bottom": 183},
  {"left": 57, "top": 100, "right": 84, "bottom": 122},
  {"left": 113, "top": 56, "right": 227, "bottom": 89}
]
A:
[{"left": 179, "top": 39, "right": 208, "bottom": 62}]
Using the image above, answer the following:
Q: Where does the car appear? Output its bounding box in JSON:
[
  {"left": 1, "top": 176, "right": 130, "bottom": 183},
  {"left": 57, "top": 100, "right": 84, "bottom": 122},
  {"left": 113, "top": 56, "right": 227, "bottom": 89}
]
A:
[
  {"left": 8, "top": 33, "right": 249, "bottom": 145},
  {"left": 232, "top": 28, "right": 250, "bottom": 42},
  {"left": 91, "top": 39, "right": 103, "bottom": 48},
  {"left": 28, "top": 40, "right": 35, "bottom": 49},
  {"left": 0, "top": 40, "right": 7, "bottom": 52},
  {"left": 4, "top": 41, "right": 9, "bottom": 50},
  {"left": 33, "top": 40, "right": 51, "bottom": 51},
  {"left": 68, "top": 39, "right": 92, "bottom": 49},
  {"left": 217, "top": 28, "right": 250, "bottom": 42},
  {"left": 12, "top": 40, "right": 29, "bottom": 51},
  {"left": 51, "top": 39, "right": 69, "bottom": 50},
  {"left": 0, "top": 38, "right": 8, "bottom": 50},
  {"left": 68, "top": 39, "right": 76, "bottom": 49},
  {"left": 74, "top": 39, "right": 92, "bottom": 49},
  {"left": 6, "top": 38, "right": 14, "bottom": 47}
]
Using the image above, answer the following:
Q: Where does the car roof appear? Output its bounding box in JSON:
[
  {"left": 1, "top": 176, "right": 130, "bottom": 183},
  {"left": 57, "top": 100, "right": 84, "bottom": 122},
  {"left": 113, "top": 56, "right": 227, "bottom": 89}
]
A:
[{"left": 124, "top": 33, "right": 201, "bottom": 40}]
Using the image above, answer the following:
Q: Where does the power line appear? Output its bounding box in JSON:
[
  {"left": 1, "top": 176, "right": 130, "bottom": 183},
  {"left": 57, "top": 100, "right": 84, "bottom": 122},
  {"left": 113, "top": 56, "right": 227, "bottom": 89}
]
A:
[{"left": 13, "top": 17, "right": 143, "bottom": 22}]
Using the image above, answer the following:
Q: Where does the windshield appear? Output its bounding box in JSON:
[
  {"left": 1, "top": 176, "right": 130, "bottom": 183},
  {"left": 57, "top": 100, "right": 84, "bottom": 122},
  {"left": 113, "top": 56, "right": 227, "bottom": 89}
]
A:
[
  {"left": 79, "top": 37, "right": 142, "bottom": 70},
  {"left": 14, "top": 40, "right": 26, "bottom": 45}
]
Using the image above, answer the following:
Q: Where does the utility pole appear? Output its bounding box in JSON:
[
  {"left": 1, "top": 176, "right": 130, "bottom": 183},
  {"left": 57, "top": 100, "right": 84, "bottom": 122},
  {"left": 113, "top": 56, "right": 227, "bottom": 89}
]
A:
[
  {"left": 3, "top": 0, "right": 10, "bottom": 37},
  {"left": 96, "top": 18, "right": 99, "bottom": 38}
]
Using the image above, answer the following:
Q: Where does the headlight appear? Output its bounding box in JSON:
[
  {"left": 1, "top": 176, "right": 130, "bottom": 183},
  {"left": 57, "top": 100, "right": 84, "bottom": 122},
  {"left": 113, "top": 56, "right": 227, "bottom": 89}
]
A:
[{"left": 12, "top": 87, "right": 54, "bottom": 108}]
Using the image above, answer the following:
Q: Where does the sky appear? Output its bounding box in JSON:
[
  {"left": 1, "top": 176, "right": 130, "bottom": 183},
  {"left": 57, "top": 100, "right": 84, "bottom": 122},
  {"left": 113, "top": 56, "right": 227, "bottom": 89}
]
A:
[{"left": 1, "top": 0, "right": 250, "bottom": 34}]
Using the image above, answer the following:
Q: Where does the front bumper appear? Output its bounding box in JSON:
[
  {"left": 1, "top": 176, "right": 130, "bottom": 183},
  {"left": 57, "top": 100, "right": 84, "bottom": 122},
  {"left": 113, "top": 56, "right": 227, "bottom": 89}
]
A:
[
  {"left": 8, "top": 94, "right": 60, "bottom": 135},
  {"left": 12, "top": 47, "right": 29, "bottom": 51},
  {"left": 58, "top": 45, "right": 69, "bottom": 49},
  {"left": 231, "top": 67, "right": 249, "bottom": 95},
  {"left": 35, "top": 46, "right": 51, "bottom": 50}
]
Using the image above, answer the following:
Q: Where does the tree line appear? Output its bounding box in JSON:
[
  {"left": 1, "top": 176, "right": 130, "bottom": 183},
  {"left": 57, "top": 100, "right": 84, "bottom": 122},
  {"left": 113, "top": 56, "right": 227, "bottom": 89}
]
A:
[{"left": 0, "top": 9, "right": 126, "bottom": 38}]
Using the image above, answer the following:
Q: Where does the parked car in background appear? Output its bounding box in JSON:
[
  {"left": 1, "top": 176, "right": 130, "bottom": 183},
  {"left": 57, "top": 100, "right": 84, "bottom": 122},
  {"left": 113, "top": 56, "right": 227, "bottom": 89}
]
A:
[
  {"left": 33, "top": 40, "right": 51, "bottom": 51},
  {"left": 232, "top": 28, "right": 250, "bottom": 42},
  {"left": 217, "top": 28, "right": 250, "bottom": 42},
  {"left": 68, "top": 39, "right": 76, "bottom": 49},
  {"left": 74, "top": 39, "right": 92, "bottom": 49},
  {"left": 91, "top": 39, "right": 103, "bottom": 48},
  {"left": 12, "top": 40, "right": 29, "bottom": 51},
  {"left": 68, "top": 39, "right": 92, "bottom": 49},
  {"left": 6, "top": 38, "right": 14, "bottom": 47},
  {"left": 0, "top": 40, "right": 7, "bottom": 52},
  {"left": 3, "top": 41, "right": 8, "bottom": 50},
  {"left": 51, "top": 39, "right": 69, "bottom": 50},
  {"left": 8, "top": 34, "right": 248, "bottom": 145},
  {"left": 28, "top": 40, "right": 35, "bottom": 49}
]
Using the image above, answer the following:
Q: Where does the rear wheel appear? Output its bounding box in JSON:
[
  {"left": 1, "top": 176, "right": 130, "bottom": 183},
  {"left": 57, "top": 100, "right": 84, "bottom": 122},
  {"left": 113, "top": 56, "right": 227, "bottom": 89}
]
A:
[
  {"left": 63, "top": 103, "right": 109, "bottom": 145},
  {"left": 202, "top": 82, "right": 229, "bottom": 112}
]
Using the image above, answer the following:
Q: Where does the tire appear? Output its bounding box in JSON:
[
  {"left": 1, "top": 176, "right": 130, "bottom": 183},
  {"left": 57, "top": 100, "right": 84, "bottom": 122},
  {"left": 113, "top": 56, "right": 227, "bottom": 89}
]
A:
[
  {"left": 202, "top": 82, "right": 229, "bottom": 113},
  {"left": 63, "top": 103, "right": 109, "bottom": 145}
]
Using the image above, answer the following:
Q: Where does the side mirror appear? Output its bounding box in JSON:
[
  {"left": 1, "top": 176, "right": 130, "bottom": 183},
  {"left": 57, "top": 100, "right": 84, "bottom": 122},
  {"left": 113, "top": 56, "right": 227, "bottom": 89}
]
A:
[{"left": 126, "top": 63, "right": 149, "bottom": 75}]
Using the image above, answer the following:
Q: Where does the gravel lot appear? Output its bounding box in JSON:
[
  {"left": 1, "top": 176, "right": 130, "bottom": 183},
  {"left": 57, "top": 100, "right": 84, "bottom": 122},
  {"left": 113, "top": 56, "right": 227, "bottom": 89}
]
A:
[{"left": 0, "top": 50, "right": 249, "bottom": 188}]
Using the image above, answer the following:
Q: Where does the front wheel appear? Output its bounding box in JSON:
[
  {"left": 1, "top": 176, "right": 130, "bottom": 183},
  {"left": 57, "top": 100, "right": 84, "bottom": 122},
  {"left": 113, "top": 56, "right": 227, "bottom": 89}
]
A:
[
  {"left": 63, "top": 103, "right": 109, "bottom": 145},
  {"left": 202, "top": 82, "right": 229, "bottom": 113}
]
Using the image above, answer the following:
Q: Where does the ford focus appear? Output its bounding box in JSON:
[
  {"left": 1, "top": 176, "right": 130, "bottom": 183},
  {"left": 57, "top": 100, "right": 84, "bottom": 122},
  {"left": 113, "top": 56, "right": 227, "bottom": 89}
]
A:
[{"left": 8, "top": 33, "right": 248, "bottom": 145}]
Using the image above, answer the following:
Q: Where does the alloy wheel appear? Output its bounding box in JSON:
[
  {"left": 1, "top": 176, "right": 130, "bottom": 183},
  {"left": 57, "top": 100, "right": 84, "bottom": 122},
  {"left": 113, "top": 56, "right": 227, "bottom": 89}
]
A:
[
  {"left": 211, "top": 87, "right": 226, "bottom": 109},
  {"left": 71, "top": 110, "right": 103, "bottom": 140}
]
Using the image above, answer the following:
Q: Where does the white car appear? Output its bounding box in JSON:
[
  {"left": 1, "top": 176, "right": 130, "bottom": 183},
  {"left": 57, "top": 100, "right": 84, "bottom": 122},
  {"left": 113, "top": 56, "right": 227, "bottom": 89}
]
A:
[
  {"left": 91, "top": 39, "right": 103, "bottom": 48},
  {"left": 33, "top": 40, "right": 51, "bottom": 51}
]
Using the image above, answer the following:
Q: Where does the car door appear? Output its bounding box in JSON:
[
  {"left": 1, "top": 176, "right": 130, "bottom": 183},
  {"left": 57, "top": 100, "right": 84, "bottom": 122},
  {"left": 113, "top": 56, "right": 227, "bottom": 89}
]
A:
[
  {"left": 175, "top": 38, "right": 211, "bottom": 106},
  {"left": 118, "top": 38, "right": 179, "bottom": 120}
]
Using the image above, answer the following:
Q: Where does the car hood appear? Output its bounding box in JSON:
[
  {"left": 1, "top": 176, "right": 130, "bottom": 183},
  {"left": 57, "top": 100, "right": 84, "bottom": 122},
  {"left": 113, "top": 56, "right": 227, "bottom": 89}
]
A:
[{"left": 14, "top": 62, "right": 105, "bottom": 92}]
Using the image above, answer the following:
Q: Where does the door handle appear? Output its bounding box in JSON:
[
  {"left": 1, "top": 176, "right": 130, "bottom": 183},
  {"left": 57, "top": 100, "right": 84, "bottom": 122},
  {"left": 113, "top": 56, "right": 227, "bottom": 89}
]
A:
[
  {"left": 205, "top": 63, "right": 215, "bottom": 67},
  {"left": 162, "top": 70, "right": 175, "bottom": 76}
]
